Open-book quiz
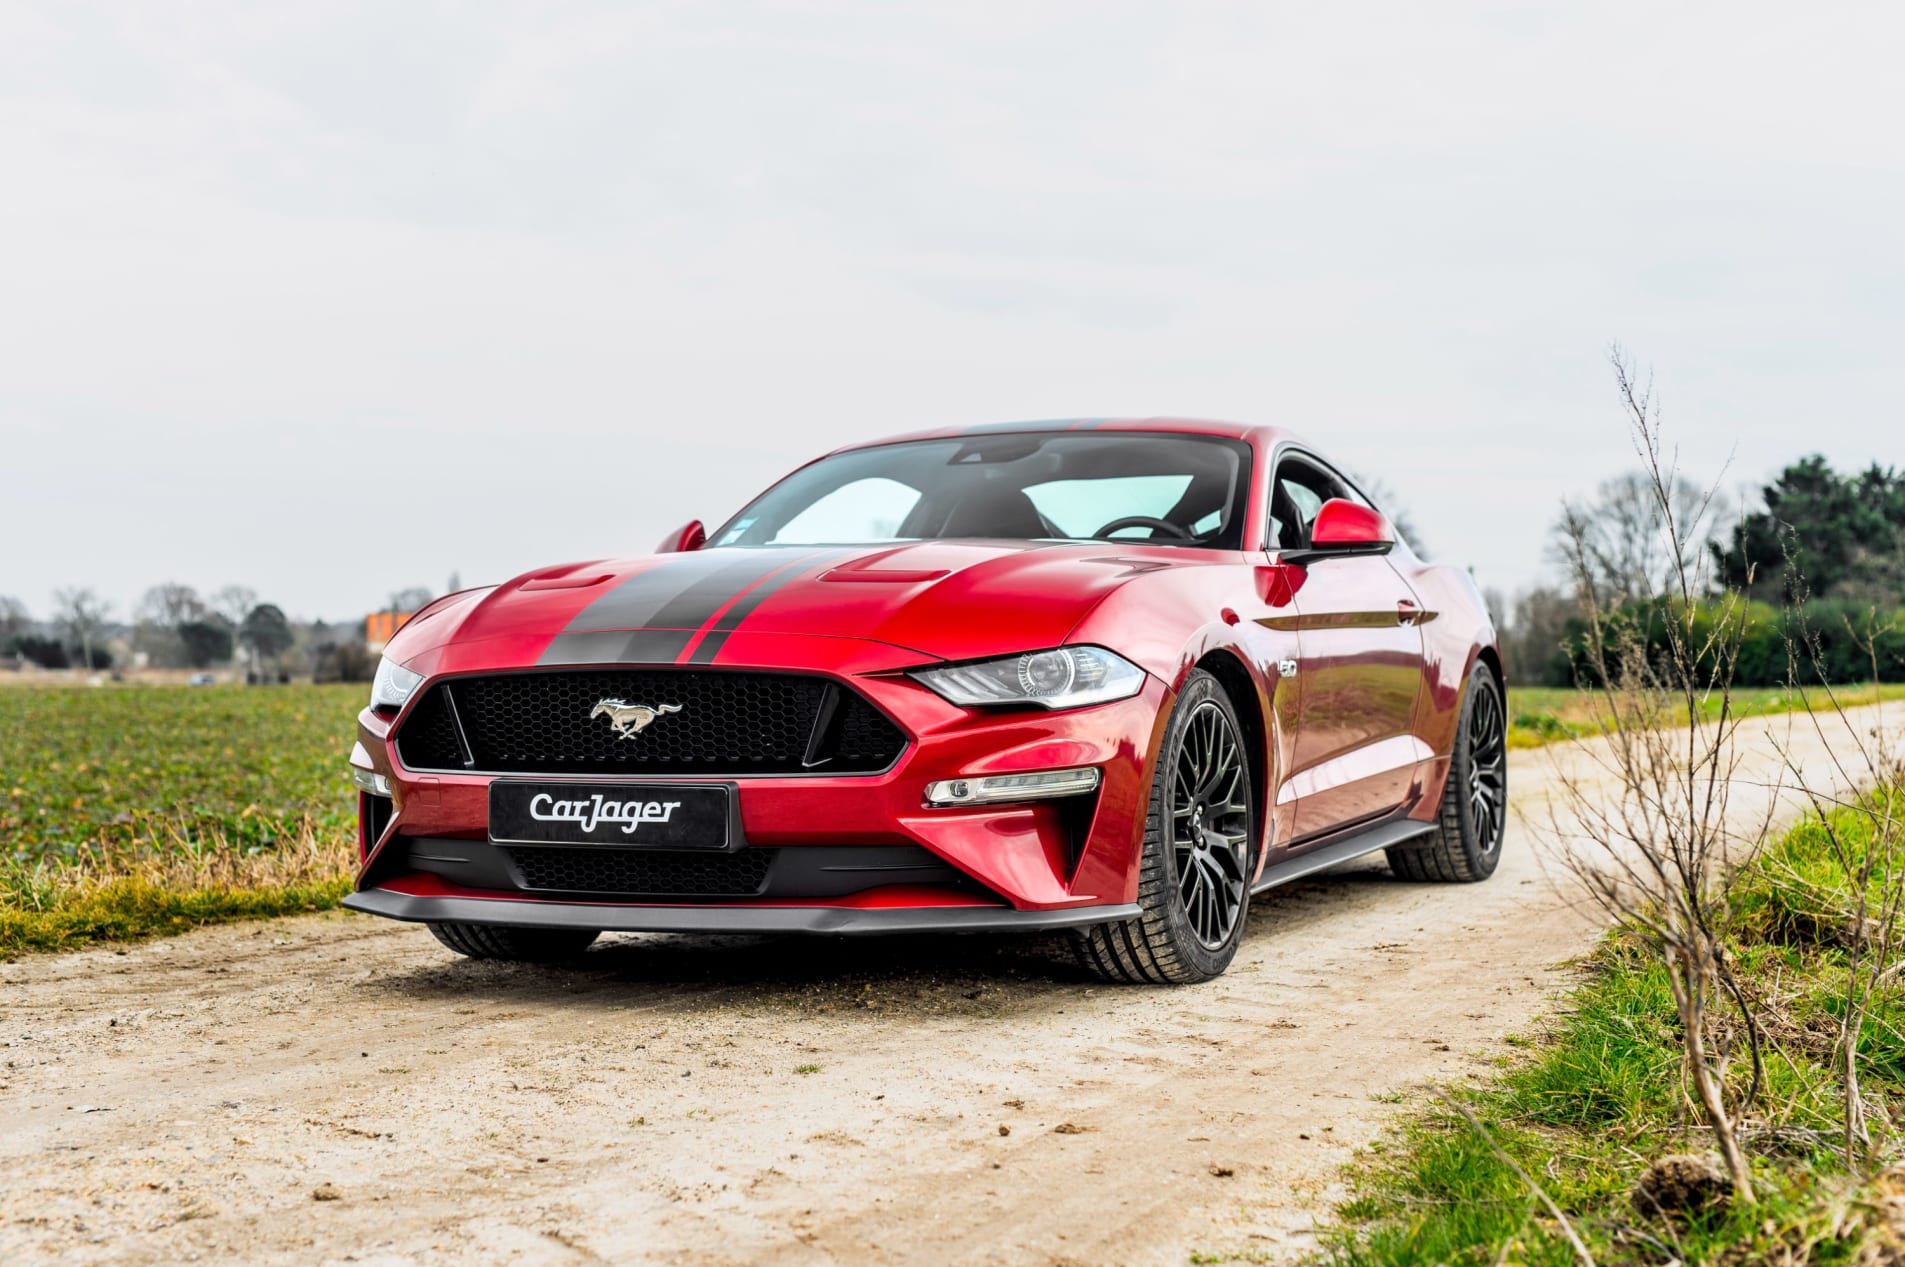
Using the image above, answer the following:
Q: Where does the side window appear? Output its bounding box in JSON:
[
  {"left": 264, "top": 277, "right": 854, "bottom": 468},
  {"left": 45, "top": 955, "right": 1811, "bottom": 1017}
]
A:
[{"left": 1269, "top": 458, "right": 1342, "bottom": 550}]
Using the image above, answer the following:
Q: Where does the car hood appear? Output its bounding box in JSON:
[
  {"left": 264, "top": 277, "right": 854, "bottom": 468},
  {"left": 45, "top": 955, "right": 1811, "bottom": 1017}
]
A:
[{"left": 389, "top": 542, "right": 1174, "bottom": 669}]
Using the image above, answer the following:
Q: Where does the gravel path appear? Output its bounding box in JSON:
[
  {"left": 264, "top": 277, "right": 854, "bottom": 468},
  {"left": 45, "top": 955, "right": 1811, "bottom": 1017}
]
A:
[{"left": 4, "top": 703, "right": 1896, "bottom": 1265}]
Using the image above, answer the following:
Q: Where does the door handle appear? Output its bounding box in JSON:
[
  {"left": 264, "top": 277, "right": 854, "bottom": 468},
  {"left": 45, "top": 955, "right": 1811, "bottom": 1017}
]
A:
[{"left": 1396, "top": 599, "right": 1420, "bottom": 626}]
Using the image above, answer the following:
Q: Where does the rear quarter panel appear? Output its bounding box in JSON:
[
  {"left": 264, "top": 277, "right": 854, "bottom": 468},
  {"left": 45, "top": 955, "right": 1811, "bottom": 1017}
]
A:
[{"left": 1395, "top": 559, "right": 1499, "bottom": 768}]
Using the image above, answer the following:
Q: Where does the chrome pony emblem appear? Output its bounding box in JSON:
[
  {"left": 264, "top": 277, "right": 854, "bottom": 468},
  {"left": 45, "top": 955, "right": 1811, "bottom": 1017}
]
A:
[{"left": 590, "top": 699, "right": 682, "bottom": 740}]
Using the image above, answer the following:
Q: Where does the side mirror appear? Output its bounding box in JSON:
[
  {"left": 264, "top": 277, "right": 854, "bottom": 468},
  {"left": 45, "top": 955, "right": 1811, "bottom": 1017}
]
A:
[
  {"left": 1282, "top": 499, "right": 1394, "bottom": 566},
  {"left": 656, "top": 520, "right": 707, "bottom": 554}
]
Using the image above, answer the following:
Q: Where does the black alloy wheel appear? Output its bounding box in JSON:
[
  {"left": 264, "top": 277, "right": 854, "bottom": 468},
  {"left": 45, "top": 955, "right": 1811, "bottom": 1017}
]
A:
[
  {"left": 1171, "top": 699, "right": 1252, "bottom": 949},
  {"left": 1464, "top": 672, "right": 1507, "bottom": 858}
]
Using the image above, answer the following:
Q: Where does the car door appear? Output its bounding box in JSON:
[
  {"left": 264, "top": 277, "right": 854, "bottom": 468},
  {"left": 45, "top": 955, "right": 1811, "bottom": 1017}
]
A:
[{"left": 1269, "top": 453, "right": 1426, "bottom": 841}]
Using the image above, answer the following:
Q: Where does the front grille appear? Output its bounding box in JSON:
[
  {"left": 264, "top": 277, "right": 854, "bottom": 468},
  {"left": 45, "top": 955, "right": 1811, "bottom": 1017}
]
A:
[
  {"left": 395, "top": 669, "right": 907, "bottom": 776},
  {"left": 504, "top": 846, "right": 777, "bottom": 897}
]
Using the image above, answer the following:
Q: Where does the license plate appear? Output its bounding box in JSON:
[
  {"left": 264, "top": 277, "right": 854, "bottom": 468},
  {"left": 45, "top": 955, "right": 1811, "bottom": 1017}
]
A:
[{"left": 488, "top": 781, "right": 733, "bottom": 849}]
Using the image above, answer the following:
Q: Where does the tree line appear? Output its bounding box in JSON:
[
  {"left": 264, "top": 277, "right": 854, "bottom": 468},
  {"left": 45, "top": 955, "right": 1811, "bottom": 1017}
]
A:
[
  {"left": 1492, "top": 454, "right": 1905, "bottom": 687},
  {"left": 0, "top": 583, "right": 437, "bottom": 682}
]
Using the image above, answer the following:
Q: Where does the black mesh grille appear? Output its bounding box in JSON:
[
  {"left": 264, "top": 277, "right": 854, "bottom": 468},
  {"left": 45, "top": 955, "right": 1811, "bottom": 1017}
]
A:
[
  {"left": 394, "top": 670, "right": 906, "bottom": 776},
  {"left": 504, "top": 846, "right": 777, "bottom": 896},
  {"left": 397, "top": 690, "right": 464, "bottom": 768}
]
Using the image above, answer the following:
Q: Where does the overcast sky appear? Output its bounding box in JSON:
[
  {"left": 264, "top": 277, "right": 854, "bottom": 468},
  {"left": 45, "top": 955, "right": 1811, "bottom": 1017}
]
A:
[{"left": 2, "top": 2, "right": 1901, "bottom": 622}]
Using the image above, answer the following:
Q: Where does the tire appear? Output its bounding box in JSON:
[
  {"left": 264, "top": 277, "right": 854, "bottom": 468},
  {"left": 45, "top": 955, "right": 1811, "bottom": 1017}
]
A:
[
  {"left": 1387, "top": 662, "right": 1507, "bottom": 883},
  {"left": 427, "top": 922, "right": 601, "bottom": 962},
  {"left": 1077, "top": 669, "right": 1255, "bottom": 985}
]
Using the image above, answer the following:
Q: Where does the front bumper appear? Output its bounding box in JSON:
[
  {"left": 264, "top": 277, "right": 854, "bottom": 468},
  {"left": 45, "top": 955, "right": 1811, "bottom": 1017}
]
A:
[{"left": 349, "top": 642, "right": 1170, "bottom": 929}]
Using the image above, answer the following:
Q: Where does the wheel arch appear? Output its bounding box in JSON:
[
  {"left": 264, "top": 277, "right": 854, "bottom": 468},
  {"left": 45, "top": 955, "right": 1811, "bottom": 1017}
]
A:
[
  {"left": 1412, "top": 640, "right": 1505, "bottom": 820},
  {"left": 1192, "top": 646, "right": 1275, "bottom": 873},
  {"left": 1475, "top": 644, "right": 1504, "bottom": 695}
]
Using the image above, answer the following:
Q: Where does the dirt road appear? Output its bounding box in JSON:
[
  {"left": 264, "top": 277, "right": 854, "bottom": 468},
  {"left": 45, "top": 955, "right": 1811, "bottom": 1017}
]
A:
[{"left": 4, "top": 703, "right": 1898, "bottom": 1266}]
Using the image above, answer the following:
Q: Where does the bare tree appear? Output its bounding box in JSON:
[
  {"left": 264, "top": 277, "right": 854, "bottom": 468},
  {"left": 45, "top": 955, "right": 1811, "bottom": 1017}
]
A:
[
  {"left": 0, "top": 595, "right": 28, "bottom": 641},
  {"left": 1549, "top": 468, "right": 1727, "bottom": 608},
  {"left": 52, "top": 587, "right": 112, "bottom": 672},
  {"left": 1348, "top": 471, "right": 1429, "bottom": 558},
  {"left": 136, "top": 582, "right": 205, "bottom": 628},
  {"left": 208, "top": 585, "right": 258, "bottom": 630},
  {"left": 1544, "top": 347, "right": 1765, "bottom": 1204},
  {"left": 387, "top": 586, "right": 433, "bottom": 614},
  {"left": 133, "top": 583, "right": 208, "bottom": 668},
  {"left": 1491, "top": 584, "right": 1578, "bottom": 687}
]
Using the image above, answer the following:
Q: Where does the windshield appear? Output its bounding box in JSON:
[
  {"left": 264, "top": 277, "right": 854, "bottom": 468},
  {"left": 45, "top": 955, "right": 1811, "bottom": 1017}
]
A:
[{"left": 711, "top": 432, "right": 1254, "bottom": 550}]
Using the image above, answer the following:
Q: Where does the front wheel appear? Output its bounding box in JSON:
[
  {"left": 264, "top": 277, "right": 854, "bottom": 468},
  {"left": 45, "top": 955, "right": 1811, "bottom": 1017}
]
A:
[
  {"left": 1386, "top": 662, "right": 1507, "bottom": 883},
  {"left": 427, "top": 923, "right": 600, "bottom": 962},
  {"left": 1077, "top": 669, "right": 1255, "bottom": 984}
]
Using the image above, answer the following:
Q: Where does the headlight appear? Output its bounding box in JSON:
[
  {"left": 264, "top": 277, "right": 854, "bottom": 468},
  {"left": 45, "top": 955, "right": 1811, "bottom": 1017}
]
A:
[
  {"left": 370, "top": 657, "right": 424, "bottom": 711},
  {"left": 910, "top": 646, "right": 1145, "bottom": 710}
]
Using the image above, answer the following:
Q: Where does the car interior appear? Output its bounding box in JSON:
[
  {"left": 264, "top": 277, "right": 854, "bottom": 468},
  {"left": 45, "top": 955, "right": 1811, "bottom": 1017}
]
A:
[{"left": 714, "top": 432, "right": 1256, "bottom": 549}]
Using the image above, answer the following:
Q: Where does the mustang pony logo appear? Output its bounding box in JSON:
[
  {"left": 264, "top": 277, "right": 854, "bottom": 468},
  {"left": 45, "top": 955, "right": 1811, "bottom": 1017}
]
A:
[{"left": 590, "top": 699, "right": 682, "bottom": 740}]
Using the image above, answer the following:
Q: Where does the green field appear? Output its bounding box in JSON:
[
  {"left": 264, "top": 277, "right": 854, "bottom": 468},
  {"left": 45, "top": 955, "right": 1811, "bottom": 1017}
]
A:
[
  {"left": 1506, "top": 682, "right": 1905, "bottom": 749},
  {"left": 0, "top": 684, "right": 364, "bottom": 953}
]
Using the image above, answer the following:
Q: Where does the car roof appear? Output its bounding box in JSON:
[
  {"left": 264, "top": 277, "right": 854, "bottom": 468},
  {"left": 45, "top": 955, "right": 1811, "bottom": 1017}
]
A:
[{"left": 822, "top": 417, "right": 1310, "bottom": 458}]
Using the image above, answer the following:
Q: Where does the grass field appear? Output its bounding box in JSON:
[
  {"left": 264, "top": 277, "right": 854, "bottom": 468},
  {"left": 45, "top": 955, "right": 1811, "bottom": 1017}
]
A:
[
  {"left": 0, "top": 683, "right": 363, "bottom": 954},
  {"left": 1506, "top": 682, "right": 1905, "bottom": 749}
]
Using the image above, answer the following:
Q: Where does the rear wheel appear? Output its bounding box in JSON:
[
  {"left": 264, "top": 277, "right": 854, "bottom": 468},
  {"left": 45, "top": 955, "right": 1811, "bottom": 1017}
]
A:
[
  {"left": 427, "top": 923, "right": 600, "bottom": 962},
  {"left": 1386, "top": 662, "right": 1506, "bottom": 882},
  {"left": 1077, "top": 670, "right": 1255, "bottom": 984}
]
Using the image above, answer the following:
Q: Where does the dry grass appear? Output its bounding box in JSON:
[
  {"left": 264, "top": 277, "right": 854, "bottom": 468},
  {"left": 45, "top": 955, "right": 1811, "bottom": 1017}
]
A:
[{"left": 0, "top": 811, "right": 356, "bottom": 955}]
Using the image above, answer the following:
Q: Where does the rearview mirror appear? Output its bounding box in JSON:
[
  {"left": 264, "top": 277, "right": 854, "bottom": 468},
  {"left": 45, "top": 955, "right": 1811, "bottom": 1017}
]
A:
[
  {"left": 656, "top": 520, "right": 707, "bottom": 554},
  {"left": 1282, "top": 499, "right": 1394, "bottom": 566}
]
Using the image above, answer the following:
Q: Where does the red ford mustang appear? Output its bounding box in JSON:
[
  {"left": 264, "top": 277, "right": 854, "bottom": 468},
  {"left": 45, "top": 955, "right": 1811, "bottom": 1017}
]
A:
[{"left": 346, "top": 419, "right": 1504, "bottom": 983}]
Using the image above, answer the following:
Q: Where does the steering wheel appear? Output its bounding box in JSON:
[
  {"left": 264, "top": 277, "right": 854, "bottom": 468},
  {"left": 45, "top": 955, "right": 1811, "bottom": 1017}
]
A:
[{"left": 1091, "top": 515, "right": 1194, "bottom": 542}]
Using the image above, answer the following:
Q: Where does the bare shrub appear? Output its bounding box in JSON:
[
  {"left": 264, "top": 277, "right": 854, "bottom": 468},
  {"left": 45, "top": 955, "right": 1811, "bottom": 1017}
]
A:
[
  {"left": 1543, "top": 347, "right": 1770, "bottom": 1203},
  {"left": 1773, "top": 608, "right": 1905, "bottom": 1167}
]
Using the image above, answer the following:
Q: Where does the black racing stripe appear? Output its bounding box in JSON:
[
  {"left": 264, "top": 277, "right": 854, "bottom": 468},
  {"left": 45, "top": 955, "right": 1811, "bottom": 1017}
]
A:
[
  {"left": 641, "top": 557, "right": 793, "bottom": 632},
  {"left": 538, "top": 630, "right": 639, "bottom": 666},
  {"left": 539, "top": 628, "right": 697, "bottom": 666},
  {"left": 686, "top": 549, "right": 855, "bottom": 665},
  {"left": 538, "top": 551, "right": 794, "bottom": 665},
  {"left": 615, "top": 629, "right": 698, "bottom": 663}
]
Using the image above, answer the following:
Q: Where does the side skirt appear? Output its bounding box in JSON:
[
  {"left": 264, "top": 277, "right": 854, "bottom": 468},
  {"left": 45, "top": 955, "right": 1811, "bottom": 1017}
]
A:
[{"left": 1250, "top": 817, "right": 1437, "bottom": 895}]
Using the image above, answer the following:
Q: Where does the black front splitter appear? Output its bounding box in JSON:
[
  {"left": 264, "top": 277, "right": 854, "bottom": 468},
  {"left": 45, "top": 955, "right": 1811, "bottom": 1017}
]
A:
[{"left": 342, "top": 888, "right": 1141, "bottom": 936}]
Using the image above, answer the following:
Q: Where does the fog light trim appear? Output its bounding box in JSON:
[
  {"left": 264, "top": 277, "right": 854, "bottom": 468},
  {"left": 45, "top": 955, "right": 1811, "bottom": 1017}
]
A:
[
  {"left": 349, "top": 742, "right": 392, "bottom": 797},
  {"left": 925, "top": 767, "right": 1100, "bottom": 807}
]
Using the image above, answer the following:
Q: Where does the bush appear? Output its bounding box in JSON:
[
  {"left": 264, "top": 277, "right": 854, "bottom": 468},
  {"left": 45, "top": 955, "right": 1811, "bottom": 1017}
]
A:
[
  {"left": 1558, "top": 598, "right": 1905, "bottom": 688},
  {"left": 178, "top": 621, "right": 234, "bottom": 669},
  {"left": 312, "top": 640, "right": 376, "bottom": 684},
  {"left": 8, "top": 634, "right": 68, "bottom": 669}
]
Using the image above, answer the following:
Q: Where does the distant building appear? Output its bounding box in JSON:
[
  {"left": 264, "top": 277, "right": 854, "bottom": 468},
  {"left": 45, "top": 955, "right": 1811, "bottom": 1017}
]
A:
[{"left": 366, "top": 611, "right": 414, "bottom": 654}]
